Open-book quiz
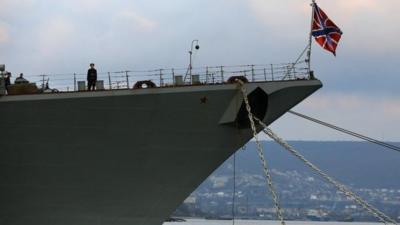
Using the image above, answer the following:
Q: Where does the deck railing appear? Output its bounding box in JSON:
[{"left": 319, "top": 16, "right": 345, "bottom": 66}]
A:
[{"left": 25, "top": 60, "right": 310, "bottom": 92}]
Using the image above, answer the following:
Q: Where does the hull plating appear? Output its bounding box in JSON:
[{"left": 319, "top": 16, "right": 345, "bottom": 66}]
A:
[{"left": 0, "top": 80, "right": 322, "bottom": 225}]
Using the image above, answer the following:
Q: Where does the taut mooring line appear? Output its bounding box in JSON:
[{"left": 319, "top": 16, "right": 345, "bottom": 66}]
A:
[{"left": 288, "top": 110, "right": 400, "bottom": 153}]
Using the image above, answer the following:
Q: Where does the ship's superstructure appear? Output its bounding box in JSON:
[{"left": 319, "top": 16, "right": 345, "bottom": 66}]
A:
[{"left": 0, "top": 63, "right": 322, "bottom": 225}]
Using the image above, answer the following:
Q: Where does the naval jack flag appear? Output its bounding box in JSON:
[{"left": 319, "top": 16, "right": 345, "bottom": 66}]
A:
[{"left": 311, "top": 3, "right": 343, "bottom": 56}]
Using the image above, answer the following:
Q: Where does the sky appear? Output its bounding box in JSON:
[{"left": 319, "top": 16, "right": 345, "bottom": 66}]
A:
[{"left": 0, "top": 0, "right": 399, "bottom": 141}]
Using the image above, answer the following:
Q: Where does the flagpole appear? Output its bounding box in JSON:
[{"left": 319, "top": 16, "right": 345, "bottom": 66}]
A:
[{"left": 307, "top": 0, "right": 316, "bottom": 77}]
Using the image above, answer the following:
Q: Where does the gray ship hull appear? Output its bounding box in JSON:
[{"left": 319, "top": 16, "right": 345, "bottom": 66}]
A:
[{"left": 0, "top": 80, "right": 322, "bottom": 225}]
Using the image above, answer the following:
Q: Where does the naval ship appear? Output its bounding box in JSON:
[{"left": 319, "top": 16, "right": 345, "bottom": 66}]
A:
[{"left": 0, "top": 62, "right": 322, "bottom": 225}]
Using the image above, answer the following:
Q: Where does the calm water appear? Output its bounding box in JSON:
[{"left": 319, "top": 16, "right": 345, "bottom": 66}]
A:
[{"left": 164, "top": 219, "right": 380, "bottom": 225}]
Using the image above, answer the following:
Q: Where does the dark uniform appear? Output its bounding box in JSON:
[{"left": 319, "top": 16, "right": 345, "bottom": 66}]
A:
[
  {"left": 87, "top": 67, "right": 97, "bottom": 91},
  {"left": 4, "top": 72, "right": 11, "bottom": 88},
  {"left": 4, "top": 72, "right": 11, "bottom": 94}
]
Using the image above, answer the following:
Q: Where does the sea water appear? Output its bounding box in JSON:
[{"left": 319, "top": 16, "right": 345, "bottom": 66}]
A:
[{"left": 164, "top": 219, "right": 380, "bottom": 225}]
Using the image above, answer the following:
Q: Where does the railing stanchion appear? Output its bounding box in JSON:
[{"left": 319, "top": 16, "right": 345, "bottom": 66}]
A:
[
  {"left": 270, "top": 64, "right": 274, "bottom": 81},
  {"left": 125, "top": 71, "right": 130, "bottom": 89},
  {"left": 220, "top": 66, "right": 224, "bottom": 83},
  {"left": 251, "top": 65, "right": 255, "bottom": 82},
  {"left": 206, "top": 66, "right": 209, "bottom": 84},
  {"left": 172, "top": 68, "right": 175, "bottom": 85},
  {"left": 292, "top": 63, "right": 296, "bottom": 78},
  {"left": 73, "top": 73, "right": 77, "bottom": 92},
  {"left": 263, "top": 68, "right": 267, "bottom": 81},
  {"left": 159, "top": 69, "right": 163, "bottom": 87},
  {"left": 40, "top": 74, "right": 46, "bottom": 90},
  {"left": 108, "top": 72, "right": 112, "bottom": 90}
]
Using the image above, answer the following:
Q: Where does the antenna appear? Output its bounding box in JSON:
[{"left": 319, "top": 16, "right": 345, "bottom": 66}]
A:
[{"left": 185, "top": 39, "right": 200, "bottom": 84}]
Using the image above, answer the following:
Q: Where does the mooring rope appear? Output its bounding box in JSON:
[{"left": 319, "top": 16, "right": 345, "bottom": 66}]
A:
[
  {"left": 253, "top": 116, "right": 398, "bottom": 225},
  {"left": 288, "top": 110, "right": 400, "bottom": 153},
  {"left": 232, "top": 152, "right": 236, "bottom": 225},
  {"left": 235, "top": 79, "right": 398, "bottom": 224},
  {"left": 237, "top": 79, "right": 286, "bottom": 225}
]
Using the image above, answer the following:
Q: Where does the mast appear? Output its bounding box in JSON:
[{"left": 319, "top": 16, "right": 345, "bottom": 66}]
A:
[{"left": 307, "top": 0, "right": 316, "bottom": 75}]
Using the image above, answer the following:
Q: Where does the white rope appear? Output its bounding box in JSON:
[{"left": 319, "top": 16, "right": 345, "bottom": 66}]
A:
[
  {"left": 237, "top": 80, "right": 286, "bottom": 225},
  {"left": 253, "top": 116, "right": 397, "bottom": 225}
]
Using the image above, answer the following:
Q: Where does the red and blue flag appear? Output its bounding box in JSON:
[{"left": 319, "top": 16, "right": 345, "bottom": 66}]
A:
[{"left": 311, "top": 3, "right": 343, "bottom": 56}]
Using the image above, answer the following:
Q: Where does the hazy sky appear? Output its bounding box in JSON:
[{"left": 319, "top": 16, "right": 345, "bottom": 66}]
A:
[{"left": 0, "top": 0, "right": 399, "bottom": 141}]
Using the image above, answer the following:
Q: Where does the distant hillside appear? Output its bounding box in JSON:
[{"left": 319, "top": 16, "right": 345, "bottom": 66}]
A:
[
  {"left": 173, "top": 141, "right": 400, "bottom": 221},
  {"left": 213, "top": 141, "right": 400, "bottom": 189}
]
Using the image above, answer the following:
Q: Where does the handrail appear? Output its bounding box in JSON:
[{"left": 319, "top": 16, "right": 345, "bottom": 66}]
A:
[{"left": 17, "top": 61, "right": 311, "bottom": 93}]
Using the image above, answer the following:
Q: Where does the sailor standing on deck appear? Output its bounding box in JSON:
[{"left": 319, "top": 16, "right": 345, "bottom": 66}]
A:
[
  {"left": 87, "top": 63, "right": 97, "bottom": 91},
  {"left": 4, "top": 72, "right": 11, "bottom": 88}
]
